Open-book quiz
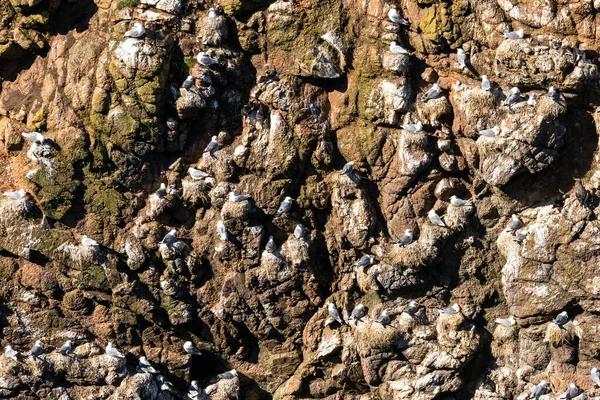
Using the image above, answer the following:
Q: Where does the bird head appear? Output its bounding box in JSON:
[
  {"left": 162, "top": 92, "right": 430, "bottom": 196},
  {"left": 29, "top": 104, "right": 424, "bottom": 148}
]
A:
[
  {"left": 357, "top": 304, "right": 364, "bottom": 309},
  {"left": 405, "top": 229, "right": 412, "bottom": 234},
  {"left": 452, "top": 303, "right": 460, "bottom": 311},
  {"left": 592, "top": 368, "right": 598, "bottom": 374},
  {"left": 511, "top": 214, "right": 518, "bottom": 220},
  {"left": 66, "top": 340, "right": 72, "bottom": 345},
  {"left": 509, "top": 87, "right": 520, "bottom": 95},
  {"left": 140, "top": 356, "right": 147, "bottom": 362},
  {"left": 211, "top": 135, "right": 218, "bottom": 141},
  {"left": 35, "top": 340, "right": 42, "bottom": 346},
  {"left": 458, "top": 49, "right": 465, "bottom": 55},
  {"left": 482, "top": 75, "right": 488, "bottom": 80},
  {"left": 409, "top": 301, "right": 417, "bottom": 307},
  {"left": 450, "top": 195, "right": 457, "bottom": 201}
]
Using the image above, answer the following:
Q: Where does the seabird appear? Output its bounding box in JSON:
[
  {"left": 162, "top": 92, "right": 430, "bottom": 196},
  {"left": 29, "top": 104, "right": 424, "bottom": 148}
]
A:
[
  {"left": 208, "top": 7, "right": 218, "bottom": 18},
  {"left": 396, "top": 229, "right": 413, "bottom": 246},
  {"left": 450, "top": 195, "right": 473, "bottom": 207},
  {"left": 5, "top": 345, "right": 18, "bottom": 360},
  {"left": 160, "top": 229, "right": 177, "bottom": 247},
  {"left": 22, "top": 132, "right": 45, "bottom": 144},
  {"left": 406, "top": 301, "right": 418, "bottom": 316},
  {"left": 341, "top": 161, "right": 355, "bottom": 176},
  {"left": 156, "top": 375, "right": 174, "bottom": 392},
  {"left": 327, "top": 302, "right": 344, "bottom": 324},
  {"left": 216, "top": 220, "right": 228, "bottom": 241},
  {"left": 81, "top": 235, "right": 99, "bottom": 248},
  {"left": 504, "top": 87, "right": 521, "bottom": 107},
  {"left": 478, "top": 126, "right": 498, "bottom": 137},
  {"left": 204, "top": 136, "right": 219, "bottom": 155},
  {"left": 138, "top": 356, "right": 158, "bottom": 374},
  {"left": 531, "top": 381, "right": 548, "bottom": 399},
  {"left": 181, "top": 75, "right": 195, "bottom": 90},
  {"left": 188, "top": 381, "right": 201, "bottom": 398},
  {"left": 197, "top": 52, "right": 218, "bottom": 66},
  {"left": 293, "top": 224, "right": 304, "bottom": 239},
  {"left": 57, "top": 340, "right": 72, "bottom": 355},
  {"left": 265, "top": 236, "right": 276, "bottom": 253},
  {"left": 390, "top": 41, "right": 410, "bottom": 54},
  {"left": 216, "top": 369, "right": 237, "bottom": 380},
  {"left": 553, "top": 311, "right": 569, "bottom": 327},
  {"left": 388, "top": 8, "right": 409, "bottom": 25},
  {"left": 573, "top": 43, "right": 586, "bottom": 64},
  {"left": 188, "top": 167, "right": 209, "bottom": 180},
  {"left": 503, "top": 28, "right": 524, "bottom": 39},
  {"left": 439, "top": 303, "right": 460, "bottom": 315},
  {"left": 349, "top": 304, "right": 365, "bottom": 322},
  {"left": 428, "top": 209, "right": 446, "bottom": 227},
  {"left": 155, "top": 183, "right": 167, "bottom": 198},
  {"left": 421, "top": 83, "right": 441, "bottom": 102},
  {"left": 506, "top": 214, "right": 523, "bottom": 235},
  {"left": 401, "top": 121, "right": 423, "bottom": 133},
  {"left": 106, "top": 342, "right": 125, "bottom": 358},
  {"left": 481, "top": 75, "right": 491, "bottom": 91},
  {"left": 124, "top": 22, "right": 145, "bottom": 38},
  {"left": 276, "top": 196, "right": 293, "bottom": 215},
  {"left": 456, "top": 49, "right": 467, "bottom": 69},
  {"left": 166, "top": 118, "right": 178, "bottom": 131},
  {"left": 356, "top": 255, "right": 374, "bottom": 268},
  {"left": 547, "top": 86, "right": 559, "bottom": 100},
  {"left": 3, "top": 189, "right": 26, "bottom": 200},
  {"left": 29, "top": 340, "right": 43, "bottom": 359},
  {"left": 495, "top": 316, "right": 516, "bottom": 327},
  {"left": 514, "top": 230, "right": 527, "bottom": 244},
  {"left": 228, "top": 192, "right": 251, "bottom": 202},
  {"left": 565, "top": 383, "right": 581, "bottom": 400},
  {"left": 377, "top": 310, "right": 391, "bottom": 325},
  {"left": 183, "top": 341, "right": 202, "bottom": 355},
  {"left": 591, "top": 368, "right": 600, "bottom": 387}
]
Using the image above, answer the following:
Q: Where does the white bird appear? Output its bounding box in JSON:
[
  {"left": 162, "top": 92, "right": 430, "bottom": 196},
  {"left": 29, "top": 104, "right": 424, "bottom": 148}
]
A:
[
  {"left": 450, "top": 195, "right": 473, "bottom": 207},
  {"left": 197, "top": 52, "right": 218, "bottom": 66},
  {"left": 390, "top": 41, "right": 410, "bottom": 54},
  {"left": 57, "top": 340, "right": 72, "bottom": 355},
  {"left": 341, "top": 161, "right": 354, "bottom": 176},
  {"left": 229, "top": 192, "right": 251, "bottom": 202},
  {"left": 3, "top": 189, "right": 26, "bottom": 200},
  {"left": 215, "top": 369, "right": 237, "bottom": 380},
  {"left": 81, "top": 235, "right": 99, "bottom": 248},
  {"left": 138, "top": 356, "right": 157, "bottom": 374},
  {"left": 504, "top": 87, "right": 521, "bottom": 106},
  {"left": 26, "top": 169, "right": 38, "bottom": 180},
  {"left": 553, "top": 311, "right": 569, "bottom": 327},
  {"left": 506, "top": 214, "right": 523, "bottom": 235},
  {"left": 428, "top": 209, "right": 446, "bottom": 227},
  {"left": 406, "top": 301, "right": 418, "bottom": 315},
  {"left": 503, "top": 28, "right": 524, "bottom": 39},
  {"left": 188, "top": 381, "right": 201, "bottom": 398},
  {"left": 565, "top": 383, "right": 581, "bottom": 400},
  {"left": 276, "top": 196, "right": 293, "bottom": 215},
  {"left": 356, "top": 255, "right": 374, "bottom": 267},
  {"left": 401, "top": 121, "right": 423, "bottom": 133},
  {"left": 204, "top": 136, "right": 219, "bottom": 155},
  {"left": 293, "top": 224, "right": 304, "bottom": 239},
  {"left": 22, "top": 132, "right": 45, "bottom": 143},
  {"left": 106, "top": 342, "right": 125, "bottom": 358},
  {"left": 160, "top": 229, "right": 177, "bottom": 246},
  {"left": 156, "top": 375, "right": 174, "bottom": 392},
  {"left": 208, "top": 7, "right": 218, "bottom": 18},
  {"left": 29, "top": 340, "right": 43, "bottom": 358},
  {"left": 124, "top": 22, "right": 145, "bottom": 38},
  {"left": 439, "top": 303, "right": 460, "bottom": 315},
  {"left": 265, "top": 236, "right": 276, "bottom": 253},
  {"left": 495, "top": 316, "right": 516, "bottom": 326},
  {"left": 591, "top": 368, "right": 600, "bottom": 387},
  {"left": 481, "top": 75, "right": 491, "bottom": 91},
  {"left": 547, "top": 86, "right": 559, "bottom": 100},
  {"left": 478, "top": 126, "right": 498, "bottom": 137},
  {"left": 155, "top": 183, "right": 167, "bottom": 198},
  {"left": 216, "top": 220, "right": 228, "bottom": 242},
  {"left": 377, "top": 310, "right": 391, "bottom": 325},
  {"left": 388, "top": 8, "right": 409, "bottom": 25},
  {"left": 532, "top": 381, "right": 548, "bottom": 399},
  {"left": 5, "top": 345, "right": 18, "bottom": 360},
  {"left": 349, "top": 304, "right": 365, "bottom": 321},
  {"left": 456, "top": 49, "right": 467, "bottom": 69},
  {"left": 183, "top": 341, "right": 202, "bottom": 355},
  {"left": 514, "top": 229, "right": 528, "bottom": 244},
  {"left": 421, "top": 83, "right": 441, "bottom": 102},
  {"left": 181, "top": 75, "right": 195, "bottom": 90},
  {"left": 188, "top": 167, "right": 209, "bottom": 180},
  {"left": 396, "top": 229, "right": 413, "bottom": 246},
  {"left": 327, "top": 302, "right": 344, "bottom": 324}
]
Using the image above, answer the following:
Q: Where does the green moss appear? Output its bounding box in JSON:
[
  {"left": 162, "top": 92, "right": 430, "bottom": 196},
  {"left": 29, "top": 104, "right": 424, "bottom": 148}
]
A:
[
  {"left": 183, "top": 56, "right": 193, "bottom": 73},
  {"left": 117, "top": 0, "right": 139, "bottom": 9},
  {"left": 84, "top": 180, "right": 125, "bottom": 226}
]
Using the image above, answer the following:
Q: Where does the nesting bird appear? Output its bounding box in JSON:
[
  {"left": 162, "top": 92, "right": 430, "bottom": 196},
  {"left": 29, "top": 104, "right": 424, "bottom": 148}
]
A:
[
  {"left": 3, "top": 189, "right": 26, "bottom": 200},
  {"left": 265, "top": 236, "right": 276, "bottom": 253},
  {"left": 155, "top": 183, "right": 167, "bottom": 198},
  {"left": 276, "top": 196, "right": 293, "bottom": 215},
  {"left": 208, "top": 7, "right": 218, "bottom": 18},
  {"left": 197, "top": 52, "right": 218, "bottom": 66},
  {"left": 356, "top": 255, "right": 374, "bottom": 268},
  {"left": 216, "top": 220, "right": 228, "bottom": 242},
  {"left": 188, "top": 167, "right": 209, "bottom": 180},
  {"left": 450, "top": 195, "right": 472, "bottom": 207},
  {"left": 406, "top": 301, "right": 418, "bottom": 316},
  {"left": 156, "top": 375, "right": 174, "bottom": 392},
  {"left": 531, "top": 381, "right": 548, "bottom": 399},
  {"left": 564, "top": 383, "right": 581, "bottom": 400},
  {"left": 293, "top": 224, "right": 304, "bottom": 239},
  {"left": 228, "top": 192, "right": 251, "bottom": 202},
  {"left": 215, "top": 369, "right": 238, "bottom": 380},
  {"left": 421, "top": 83, "right": 441, "bottom": 102},
  {"left": 481, "top": 75, "right": 491, "bottom": 91},
  {"left": 390, "top": 41, "right": 409, "bottom": 54},
  {"left": 591, "top": 368, "right": 600, "bottom": 387},
  {"left": 395, "top": 229, "right": 413, "bottom": 246},
  {"left": 204, "top": 136, "right": 219, "bottom": 155},
  {"left": 181, "top": 75, "right": 195, "bottom": 90},
  {"left": 29, "top": 340, "right": 43, "bottom": 359},
  {"left": 439, "top": 303, "right": 460, "bottom": 315},
  {"left": 57, "top": 340, "right": 73, "bottom": 355},
  {"left": 547, "top": 86, "right": 559, "bottom": 100},
  {"left": 495, "top": 316, "right": 516, "bottom": 327},
  {"left": 81, "top": 235, "right": 99, "bottom": 248},
  {"left": 456, "top": 48, "right": 467, "bottom": 69},
  {"left": 506, "top": 214, "right": 523, "bottom": 235},
  {"left": 160, "top": 229, "right": 178, "bottom": 247},
  {"left": 401, "top": 121, "right": 423, "bottom": 133},
  {"left": 22, "top": 131, "right": 45, "bottom": 144},
  {"left": 5, "top": 345, "right": 18, "bottom": 360},
  {"left": 503, "top": 28, "right": 524, "bottom": 39},
  {"left": 428, "top": 209, "right": 446, "bottom": 227},
  {"left": 514, "top": 230, "right": 528, "bottom": 244},
  {"left": 124, "top": 22, "right": 145, "bottom": 38},
  {"left": 553, "top": 311, "right": 569, "bottom": 328},
  {"left": 388, "top": 8, "right": 409, "bottom": 25},
  {"left": 478, "top": 126, "right": 498, "bottom": 138},
  {"left": 327, "top": 302, "right": 344, "bottom": 324},
  {"left": 138, "top": 356, "right": 158, "bottom": 374},
  {"left": 106, "top": 342, "right": 125, "bottom": 358},
  {"left": 183, "top": 341, "right": 202, "bottom": 355},
  {"left": 504, "top": 87, "right": 521, "bottom": 107},
  {"left": 341, "top": 161, "right": 355, "bottom": 176},
  {"left": 377, "top": 310, "right": 391, "bottom": 326},
  {"left": 349, "top": 304, "right": 365, "bottom": 322}
]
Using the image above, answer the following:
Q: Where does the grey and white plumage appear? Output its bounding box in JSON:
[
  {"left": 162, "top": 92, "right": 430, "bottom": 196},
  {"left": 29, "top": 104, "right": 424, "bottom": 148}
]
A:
[
  {"left": 276, "top": 196, "right": 293, "bottom": 215},
  {"left": 504, "top": 87, "right": 521, "bottom": 106},
  {"left": 503, "top": 28, "right": 524, "bottom": 39},
  {"left": 22, "top": 132, "right": 45, "bottom": 144},
  {"left": 327, "top": 302, "right": 343, "bottom": 324},
  {"left": 495, "top": 316, "right": 516, "bottom": 327},
  {"left": 124, "top": 22, "right": 145, "bottom": 38},
  {"left": 197, "top": 52, "right": 218, "bottom": 66},
  {"left": 591, "top": 368, "right": 600, "bottom": 387},
  {"left": 106, "top": 342, "right": 125, "bottom": 358},
  {"left": 553, "top": 311, "right": 569, "bottom": 327},
  {"left": 293, "top": 224, "right": 304, "bottom": 239},
  {"left": 216, "top": 369, "right": 237, "bottom": 380},
  {"left": 421, "top": 83, "right": 441, "bottom": 102},
  {"left": 81, "top": 235, "right": 98, "bottom": 247},
  {"left": 401, "top": 121, "right": 423, "bottom": 133},
  {"left": 506, "top": 214, "right": 523, "bottom": 235},
  {"left": 356, "top": 254, "right": 374, "bottom": 267},
  {"left": 204, "top": 136, "right": 219, "bottom": 155},
  {"left": 481, "top": 75, "right": 491, "bottom": 91},
  {"left": 439, "top": 303, "right": 460, "bottom": 315},
  {"left": 349, "top": 304, "right": 365, "bottom": 321},
  {"left": 547, "top": 86, "right": 559, "bottom": 100},
  {"left": 265, "top": 236, "right": 276, "bottom": 253},
  {"left": 181, "top": 75, "right": 195, "bottom": 90},
  {"left": 478, "top": 126, "right": 498, "bottom": 137},
  {"left": 396, "top": 229, "right": 413, "bottom": 246},
  {"left": 228, "top": 192, "right": 251, "bottom": 202},
  {"left": 377, "top": 310, "right": 391, "bottom": 325},
  {"left": 531, "top": 381, "right": 548, "bottom": 399},
  {"left": 456, "top": 49, "right": 467, "bottom": 69},
  {"left": 406, "top": 301, "right": 418, "bottom": 315},
  {"left": 188, "top": 381, "right": 201, "bottom": 398},
  {"left": 208, "top": 7, "right": 218, "bottom": 18},
  {"left": 5, "top": 345, "right": 18, "bottom": 360},
  {"left": 388, "top": 8, "right": 409, "bottom": 25},
  {"left": 515, "top": 229, "right": 528, "bottom": 244},
  {"left": 58, "top": 340, "right": 72, "bottom": 355},
  {"left": 450, "top": 195, "right": 473, "bottom": 207},
  {"left": 138, "top": 356, "right": 157, "bottom": 374},
  {"left": 390, "top": 41, "right": 409, "bottom": 54},
  {"left": 428, "top": 209, "right": 446, "bottom": 227},
  {"left": 156, "top": 183, "right": 167, "bottom": 198},
  {"left": 216, "top": 220, "right": 228, "bottom": 242},
  {"left": 183, "top": 341, "right": 202, "bottom": 355},
  {"left": 160, "top": 229, "right": 177, "bottom": 246},
  {"left": 188, "top": 167, "right": 209, "bottom": 180},
  {"left": 565, "top": 383, "right": 581, "bottom": 400},
  {"left": 341, "top": 161, "right": 354, "bottom": 176},
  {"left": 166, "top": 118, "right": 178, "bottom": 131},
  {"left": 3, "top": 189, "right": 26, "bottom": 200},
  {"left": 29, "top": 340, "right": 43, "bottom": 358},
  {"left": 156, "top": 375, "right": 174, "bottom": 392}
]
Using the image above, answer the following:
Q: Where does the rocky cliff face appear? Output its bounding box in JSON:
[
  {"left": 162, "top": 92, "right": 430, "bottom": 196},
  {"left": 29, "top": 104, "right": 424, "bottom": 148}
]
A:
[{"left": 1, "top": 0, "right": 600, "bottom": 398}]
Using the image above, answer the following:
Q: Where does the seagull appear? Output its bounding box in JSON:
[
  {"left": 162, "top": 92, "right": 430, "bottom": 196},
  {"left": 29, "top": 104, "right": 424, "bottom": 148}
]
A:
[
  {"left": 341, "top": 161, "right": 355, "bottom": 176},
  {"left": 478, "top": 126, "right": 498, "bottom": 137},
  {"left": 81, "top": 235, "right": 99, "bottom": 248},
  {"left": 573, "top": 43, "right": 586, "bottom": 64},
  {"left": 401, "top": 121, "right": 423, "bottom": 133},
  {"left": 124, "top": 22, "right": 145, "bottom": 38},
  {"left": 506, "top": 214, "right": 523, "bottom": 235},
  {"left": 514, "top": 229, "right": 528, "bottom": 244},
  {"left": 216, "top": 220, "right": 228, "bottom": 242},
  {"left": 188, "top": 381, "right": 201, "bottom": 398},
  {"left": 504, "top": 87, "right": 521, "bottom": 107},
  {"left": 57, "top": 340, "right": 72, "bottom": 355},
  {"left": 406, "top": 301, "right": 418, "bottom": 315},
  {"left": 450, "top": 195, "right": 473, "bottom": 207},
  {"left": 29, "top": 340, "right": 43, "bottom": 359},
  {"left": 276, "top": 196, "right": 293, "bottom": 215},
  {"left": 204, "top": 136, "right": 219, "bottom": 155},
  {"left": 181, "top": 75, "right": 195, "bottom": 90},
  {"left": 188, "top": 167, "right": 209, "bottom": 180},
  {"left": 547, "top": 86, "right": 559, "bottom": 100},
  {"left": 156, "top": 375, "right": 174, "bottom": 392},
  {"left": 138, "top": 356, "right": 157, "bottom": 374},
  {"left": 377, "top": 310, "right": 391, "bottom": 326},
  {"left": 160, "top": 229, "right": 177, "bottom": 247},
  {"left": 553, "top": 311, "right": 569, "bottom": 327},
  {"left": 356, "top": 255, "right": 374, "bottom": 267},
  {"left": 481, "top": 75, "right": 491, "bottom": 91},
  {"left": 293, "top": 224, "right": 304, "bottom": 239},
  {"left": 428, "top": 209, "right": 446, "bottom": 227},
  {"left": 183, "top": 340, "right": 202, "bottom": 355},
  {"left": 349, "top": 304, "right": 365, "bottom": 322},
  {"left": 591, "top": 368, "right": 600, "bottom": 387},
  {"left": 155, "top": 183, "right": 167, "bottom": 198},
  {"left": 439, "top": 303, "right": 460, "bottom": 315},
  {"left": 265, "top": 236, "right": 276, "bottom": 253},
  {"left": 532, "top": 381, "right": 548, "bottom": 399},
  {"left": 5, "top": 345, "right": 18, "bottom": 360},
  {"left": 503, "top": 28, "right": 524, "bottom": 39},
  {"left": 565, "top": 383, "right": 581, "bottom": 400},
  {"left": 390, "top": 41, "right": 410, "bottom": 54},
  {"left": 215, "top": 369, "right": 237, "bottom": 380},
  {"left": 388, "top": 8, "right": 409, "bottom": 25},
  {"left": 208, "top": 7, "right": 218, "bottom": 18},
  {"left": 421, "top": 83, "right": 441, "bottom": 102},
  {"left": 457, "top": 49, "right": 467, "bottom": 69},
  {"left": 3, "top": 189, "right": 27, "bottom": 200},
  {"left": 22, "top": 132, "right": 45, "bottom": 144},
  {"left": 106, "top": 342, "right": 125, "bottom": 358},
  {"left": 495, "top": 316, "right": 516, "bottom": 326},
  {"left": 327, "top": 302, "right": 344, "bottom": 324},
  {"left": 228, "top": 192, "right": 251, "bottom": 202},
  {"left": 166, "top": 118, "right": 178, "bottom": 131},
  {"left": 197, "top": 52, "right": 218, "bottom": 66},
  {"left": 395, "top": 229, "right": 413, "bottom": 246}
]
